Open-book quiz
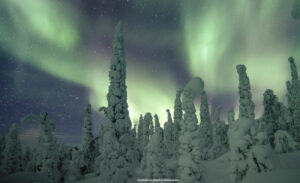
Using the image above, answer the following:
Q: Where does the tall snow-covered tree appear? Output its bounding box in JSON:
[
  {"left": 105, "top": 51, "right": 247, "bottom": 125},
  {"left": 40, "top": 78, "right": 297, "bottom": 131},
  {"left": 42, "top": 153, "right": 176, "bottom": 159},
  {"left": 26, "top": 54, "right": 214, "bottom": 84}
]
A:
[
  {"left": 81, "top": 104, "right": 95, "bottom": 174},
  {"left": 68, "top": 147, "right": 83, "bottom": 181},
  {"left": 178, "top": 78, "right": 204, "bottom": 183},
  {"left": 210, "top": 106, "right": 228, "bottom": 159},
  {"left": 137, "top": 114, "right": 144, "bottom": 162},
  {"left": 2, "top": 123, "right": 22, "bottom": 174},
  {"left": 22, "top": 112, "right": 60, "bottom": 182},
  {"left": 261, "top": 89, "right": 281, "bottom": 146},
  {"left": 286, "top": 57, "right": 300, "bottom": 141},
  {"left": 173, "top": 89, "right": 182, "bottom": 158},
  {"left": 141, "top": 124, "right": 165, "bottom": 179},
  {"left": 199, "top": 90, "right": 213, "bottom": 160},
  {"left": 94, "top": 124, "right": 104, "bottom": 176},
  {"left": 154, "top": 114, "right": 160, "bottom": 130},
  {"left": 163, "top": 111, "right": 176, "bottom": 179},
  {"left": 149, "top": 117, "right": 154, "bottom": 138},
  {"left": 166, "top": 109, "right": 173, "bottom": 123},
  {"left": 99, "top": 22, "right": 138, "bottom": 183},
  {"left": 236, "top": 64, "right": 255, "bottom": 119},
  {"left": 82, "top": 104, "right": 93, "bottom": 148},
  {"left": 143, "top": 113, "right": 152, "bottom": 152}
]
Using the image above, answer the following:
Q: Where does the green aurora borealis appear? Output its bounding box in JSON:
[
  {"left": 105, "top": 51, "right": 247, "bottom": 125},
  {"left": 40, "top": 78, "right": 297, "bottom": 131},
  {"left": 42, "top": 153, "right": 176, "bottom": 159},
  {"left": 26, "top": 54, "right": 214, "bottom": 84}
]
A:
[{"left": 1, "top": 0, "right": 300, "bottom": 126}]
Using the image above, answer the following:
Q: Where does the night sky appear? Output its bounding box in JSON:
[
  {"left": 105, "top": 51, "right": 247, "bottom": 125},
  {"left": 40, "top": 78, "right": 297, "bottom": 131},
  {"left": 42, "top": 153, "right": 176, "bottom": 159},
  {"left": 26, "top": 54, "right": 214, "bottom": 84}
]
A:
[{"left": 0, "top": 0, "right": 299, "bottom": 145}]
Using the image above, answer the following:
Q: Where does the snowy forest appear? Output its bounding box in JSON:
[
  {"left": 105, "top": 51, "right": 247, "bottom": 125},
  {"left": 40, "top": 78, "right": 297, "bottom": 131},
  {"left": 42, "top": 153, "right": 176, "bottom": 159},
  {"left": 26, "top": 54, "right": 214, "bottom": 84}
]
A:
[{"left": 0, "top": 22, "right": 300, "bottom": 183}]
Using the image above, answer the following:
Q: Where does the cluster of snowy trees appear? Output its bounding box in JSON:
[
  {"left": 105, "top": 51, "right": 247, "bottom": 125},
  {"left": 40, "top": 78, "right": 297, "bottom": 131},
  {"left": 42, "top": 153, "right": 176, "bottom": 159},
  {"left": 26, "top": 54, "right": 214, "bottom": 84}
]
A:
[{"left": 0, "top": 22, "right": 300, "bottom": 183}]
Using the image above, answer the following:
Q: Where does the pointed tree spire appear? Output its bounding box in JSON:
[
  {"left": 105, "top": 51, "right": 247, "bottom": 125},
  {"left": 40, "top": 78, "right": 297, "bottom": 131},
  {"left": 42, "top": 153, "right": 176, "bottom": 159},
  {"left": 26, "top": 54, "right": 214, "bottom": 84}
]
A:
[
  {"left": 210, "top": 106, "right": 228, "bottom": 159},
  {"left": 178, "top": 79, "right": 204, "bottom": 182},
  {"left": 3, "top": 124, "right": 22, "bottom": 174},
  {"left": 82, "top": 104, "right": 93, "bottom": 147},
  {"left": 100, "top": 22, "right": 138, "bottom": 183},
  {"left": 137, "top": 114, "right": 144, "bottom": 157},
  {"left": 199, "top": 90, "right": 213, "bottom": 160},
  {"left": 166, "top": 109, "right": 173, "bottom": 123},
  {"left": 236, "top": 64, "right": 255, "bottom": 119},
  {"left": 154, "top": 114, "right": 160, "bottom": 129}
]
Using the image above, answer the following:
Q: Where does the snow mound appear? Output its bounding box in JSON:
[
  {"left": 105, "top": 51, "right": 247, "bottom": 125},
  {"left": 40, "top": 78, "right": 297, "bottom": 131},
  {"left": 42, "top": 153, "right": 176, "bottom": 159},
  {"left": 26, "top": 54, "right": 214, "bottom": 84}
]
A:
[
  {"left": 0, "top": 172, "right": 53, "bottom": 183},
  {"left": 241, "top": 169, "right": 300, "bottom": 183}
]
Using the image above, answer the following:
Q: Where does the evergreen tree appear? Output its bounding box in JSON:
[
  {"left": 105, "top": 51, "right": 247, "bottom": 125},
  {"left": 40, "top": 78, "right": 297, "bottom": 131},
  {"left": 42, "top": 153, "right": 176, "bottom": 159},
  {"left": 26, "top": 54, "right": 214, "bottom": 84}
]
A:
[
  {"left": 163, "top": 110, "right": 176, "bottom": 179},
  {"left": 82, "top": 104, "right": 93, "bottom": 148},
  {"left": 142, "top": 124, "right": 165, "bottom": 179},
  {"left": 286, "top": 57, "right": 300, "bottom": 141},
  {"left": 143, "top": 113, "right": 152, "bottom": 152},
  {"left": 2, "top": 123, "right": 22, "bottom": 174},
  {"left": 22, "top": 112, "right": 60, "bottom": 182},
  {"left": 137, "top": 114, "right": 144, "bottom": 162},
  {"left": 228, "top": 118, "right": 273, "bottom": 183},
  {"left": 173, "top": 89, "right": 182, "bottom": 158},
  {"left": 68, "top": 147, "right": 83, "bottom": 181},
  {"left": 178, "top": 81, "right": 204, "bottom": 183},
  {"left": 274, "top": 130, "right": 298, "bottom": 153},
  {"left": 23, "top": 146, "right": 31, "bottom": 171},
  {"left": 261, "top": 89, "right": 281, "bottom": 146},
  {"left": 149, "top": 117, "right": 154, "bottom": 138},
  {"left": 210, "top": 106, "right": 228, "bottom": 159},
  {"left": 81, "top": 104, "right": 95, "bottom": 174},
  {"left": 94, "top": 124, "right": 104, "bottom": 176},
  {"left": 166, "top": 109, "right": 173, "bottom": 123},
  {"left": 99, "top": 22, "right": 138, "bottom": 183},
  {"left": 154, "top": 114, "right": 160, "bottom": 130},
  {"left": 199, "top": 90, "right": 213, "bottom": 160},
  {"left": 236, "top": 64, "right": 255, "bottom": 119}
]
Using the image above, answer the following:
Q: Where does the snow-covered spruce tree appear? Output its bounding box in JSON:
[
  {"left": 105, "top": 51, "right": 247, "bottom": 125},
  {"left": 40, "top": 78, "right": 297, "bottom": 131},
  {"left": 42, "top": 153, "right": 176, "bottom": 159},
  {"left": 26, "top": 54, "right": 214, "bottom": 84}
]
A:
[
  {"left": 137, "top": 114, "right": 144, "bottom": 162},
  {"left": 274, "top": 130, "right": 298, "bottom": 153},
  {"left": 209, "top": 106, "right": 228, "bottom": 159},
  {"left": 178, "top": 77, "right": 204, "bottom": 183},
  {"left": 164, "top": 110, "right": 176, "bottom": 179},
  {"left": 94, "top": 124, "right": 104, "bottom": 176},
  {"left": 142, "top": 123, "right": 165, "bottom": 179},
  {"left": 21, "top": 112, "right": 60, "bottom": 182},
  {"left": 236, "top": 64, "right": 255, "bottom": 119},
  {"left": 228, "top": 117, "right": 273, "bottom": 183},
  {"left": 57, "top": 144, "right": 70, "bottom": 181},
  {"left": 81, "top": 104, "right": 95, "bottom": 174},
  {"left": 154, "top": 114, "right": 160, "bottom": 130},
  {"left": 99, "top": 22, "right": 138, "bottom": 183},
  {"left": 149, "top": 116, "right": 154, "bottom": 138},
  {"left": 199, "top": 90, "right": 213, "bottom": 160},
  {"left": 173, "top": 89, "right": 182, "bottom": 158},
  {"left": 261, "top": 89, "right": 281, "bottom": 146},
  {"left": 277, "top": 102, "right": 293, "bottom": 133},
  {"left": 286, "top": 57, "right": 300, "bottom": 141},
  {"left": 143, "top": 112, "right": 152, "bottom": 152},
  {"left": 166, "top": 109, "right": 173, "bottom": 123},
  {"left": 23, "top": 146, "right": 31, "bottom": 171},
  {"left": 68, "top": 147, "right": 84, "bottom": 181},
  {"left": 227, "top": 108, "right": 235, "bottom": 124},
  {"left": 2, "top": 123, "right": 22, "bottom": 174}
]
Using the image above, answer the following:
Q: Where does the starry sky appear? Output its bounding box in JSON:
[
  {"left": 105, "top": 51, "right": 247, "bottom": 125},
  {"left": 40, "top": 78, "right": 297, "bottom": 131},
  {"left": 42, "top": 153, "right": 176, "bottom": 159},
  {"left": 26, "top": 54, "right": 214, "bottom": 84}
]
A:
[{"left": 0, "top": 0, "right": 299, "bottom": 145}]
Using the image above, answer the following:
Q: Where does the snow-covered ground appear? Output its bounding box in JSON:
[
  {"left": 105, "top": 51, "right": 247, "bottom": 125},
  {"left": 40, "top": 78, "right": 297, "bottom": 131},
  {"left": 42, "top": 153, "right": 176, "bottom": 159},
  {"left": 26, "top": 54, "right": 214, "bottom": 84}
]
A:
[
  {"left": 1, "top": 151, "right": 299, "bottom": 183},
  {"left": 203, "top": 151, "right": 300, "bottom": 183}
]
